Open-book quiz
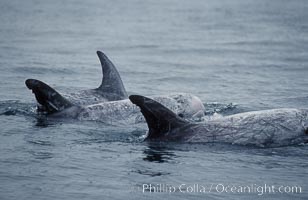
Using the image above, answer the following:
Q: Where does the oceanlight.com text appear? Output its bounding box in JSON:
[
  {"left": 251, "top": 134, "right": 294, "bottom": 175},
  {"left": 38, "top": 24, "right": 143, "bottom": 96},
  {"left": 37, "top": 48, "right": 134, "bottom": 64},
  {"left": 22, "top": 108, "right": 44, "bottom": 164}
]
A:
[{"left": 139, "top": 183, "right": 303, "bottom": 196}]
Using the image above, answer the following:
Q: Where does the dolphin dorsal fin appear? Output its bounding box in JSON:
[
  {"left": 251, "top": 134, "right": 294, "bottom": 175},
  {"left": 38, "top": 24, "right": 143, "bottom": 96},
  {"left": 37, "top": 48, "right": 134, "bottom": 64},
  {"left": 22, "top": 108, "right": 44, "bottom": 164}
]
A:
[
  {"left": 25, "top": 79, "right": 73, "bottom": 114},
  {"left": 96, "top": 51, "right": 128, "bottom": 101},
  {"left": 129, "top": 95, "right": 188, "bottom": 140}
]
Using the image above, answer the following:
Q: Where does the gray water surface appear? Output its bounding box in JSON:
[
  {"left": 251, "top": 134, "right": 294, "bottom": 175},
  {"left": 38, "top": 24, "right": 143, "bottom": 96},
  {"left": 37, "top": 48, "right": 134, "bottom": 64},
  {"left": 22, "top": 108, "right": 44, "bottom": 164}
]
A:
[{"left": 0, "top": 0, "right": 308, "bottom": 199}]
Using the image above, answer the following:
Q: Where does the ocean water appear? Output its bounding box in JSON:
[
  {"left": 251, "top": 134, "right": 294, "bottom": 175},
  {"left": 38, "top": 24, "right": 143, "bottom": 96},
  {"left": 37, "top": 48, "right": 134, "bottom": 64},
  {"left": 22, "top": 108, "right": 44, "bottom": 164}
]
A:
[{"left": 0, "top": 0, "right": 308, "bottom": 199}]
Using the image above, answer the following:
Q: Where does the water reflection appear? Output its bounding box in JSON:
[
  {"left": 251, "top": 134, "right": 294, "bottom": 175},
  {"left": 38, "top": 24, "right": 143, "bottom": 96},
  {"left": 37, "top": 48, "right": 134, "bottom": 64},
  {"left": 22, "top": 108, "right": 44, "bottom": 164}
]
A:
[
  {"left": 35, "top": 116, "right": 50, "bottom": 127},
  {"left": 142, "top": 142, "right": 176, "bottom": 163},
  {"left": 131, "top": 143, "right": 177, "bottom": 177},
  {"left": 34, "top": 115, "right": 61, "bottom": 128}
]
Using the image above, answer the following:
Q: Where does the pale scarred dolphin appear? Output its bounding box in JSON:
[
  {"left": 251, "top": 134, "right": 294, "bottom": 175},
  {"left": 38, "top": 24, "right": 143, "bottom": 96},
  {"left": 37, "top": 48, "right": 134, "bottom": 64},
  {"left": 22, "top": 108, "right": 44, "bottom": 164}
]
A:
[
  {"left": 25, "top": 79, "right": 205, "bottom": 124},
  {"left": 130, "top": 95, "right": 308, "bottom": 147}
]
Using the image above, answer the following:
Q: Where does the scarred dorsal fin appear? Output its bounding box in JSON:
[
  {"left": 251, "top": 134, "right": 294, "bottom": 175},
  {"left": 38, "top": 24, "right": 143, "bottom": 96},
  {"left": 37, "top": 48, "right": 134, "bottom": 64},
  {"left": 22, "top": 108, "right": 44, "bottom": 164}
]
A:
[
  {"left": 129, "top": 95, "right": 188, "bottom": 140},
  {"left": 96, "top": 51, "right": 127, "bottom": 101},
  {"left": 25, "top": 79, "right": 73, "bottom": 114}
]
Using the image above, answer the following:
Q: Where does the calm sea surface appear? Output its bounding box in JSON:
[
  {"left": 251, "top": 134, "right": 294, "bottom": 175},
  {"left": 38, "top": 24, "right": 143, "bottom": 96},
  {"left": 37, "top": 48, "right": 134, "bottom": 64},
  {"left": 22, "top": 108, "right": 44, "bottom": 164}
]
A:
[{"left": 0, "top": 0, "right": 307, "bottom": 199}]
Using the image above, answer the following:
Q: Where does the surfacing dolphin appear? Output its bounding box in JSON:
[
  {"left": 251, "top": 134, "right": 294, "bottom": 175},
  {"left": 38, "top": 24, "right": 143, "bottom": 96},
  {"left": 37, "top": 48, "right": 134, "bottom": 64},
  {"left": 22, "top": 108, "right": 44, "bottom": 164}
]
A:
[
  {"left": 62, "top": 51, "right": 127, "bottom": 105},
  {"left": 129, "top": 95, "right": 308, "bottom": 147},
  {"left": 25, "top": 79, "right": 205, "bottom": 124}
]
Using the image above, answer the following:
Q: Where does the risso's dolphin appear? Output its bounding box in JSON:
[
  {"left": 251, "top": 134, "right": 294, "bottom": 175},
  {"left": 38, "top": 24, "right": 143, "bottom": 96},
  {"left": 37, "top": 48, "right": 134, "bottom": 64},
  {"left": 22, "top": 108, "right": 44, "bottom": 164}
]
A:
[
  {"left": 61, "top": 51, "right": 127, "bottom": 105},
  {"left": 25, "top": 79, "right": 205, "bottom": 124},
  {"left": 130, "top": 95, "right": 308, "bottom": 147}
]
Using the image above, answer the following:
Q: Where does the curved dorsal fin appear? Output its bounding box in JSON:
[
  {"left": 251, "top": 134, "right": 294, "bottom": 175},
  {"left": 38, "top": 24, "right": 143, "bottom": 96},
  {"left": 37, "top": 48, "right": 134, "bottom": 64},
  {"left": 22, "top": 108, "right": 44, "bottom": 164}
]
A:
[
  {"left": 96, "top": 51, "right": 128, "bottom": 101},
  {"left": 129, "top": 95, "right": 188, "bottom": 140},
  {"left": 25, "top": 79, "right": 73, "bottom": 114}
]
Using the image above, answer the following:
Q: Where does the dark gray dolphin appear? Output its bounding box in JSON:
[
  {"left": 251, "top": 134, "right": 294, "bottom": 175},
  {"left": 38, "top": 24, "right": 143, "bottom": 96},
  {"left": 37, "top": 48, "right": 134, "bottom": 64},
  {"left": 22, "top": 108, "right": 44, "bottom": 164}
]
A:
[
  {"left": 62, "top": 51, "right": 127, "bottom": 105},
  {"left": 25, "top": 79, "right": 205, "bottom": 124},
  {"left": 130, "top": 95, "right": 308, "bottom": 147}
]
